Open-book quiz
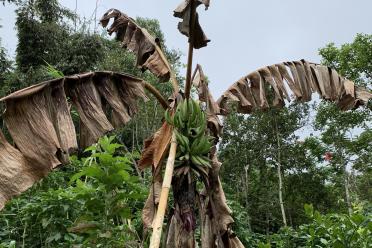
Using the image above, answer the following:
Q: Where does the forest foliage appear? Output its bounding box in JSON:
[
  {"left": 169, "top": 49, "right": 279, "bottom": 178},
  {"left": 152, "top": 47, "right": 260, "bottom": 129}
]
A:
[{"left": 0, "top": 0, "right": 371, "bottom": 247}]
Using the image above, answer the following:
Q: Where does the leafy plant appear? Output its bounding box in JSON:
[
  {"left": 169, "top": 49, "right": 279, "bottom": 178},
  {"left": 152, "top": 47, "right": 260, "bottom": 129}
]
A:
[
  {"left": 0, "top": 136, "right": 146, "bottom": 247},
  {"left": 300, "top": 203, "right": 371, "bottom": 248}
]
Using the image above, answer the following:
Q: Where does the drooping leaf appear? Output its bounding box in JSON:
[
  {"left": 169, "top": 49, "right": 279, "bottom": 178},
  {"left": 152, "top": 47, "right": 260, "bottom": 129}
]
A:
[
  {"left": 174, "top": 0, "right": 210, "bottom": 49},
  {"left": 0, "top": 131, "right": 42, "bottom": 210},
  {"left": 192, "top": 64, "right": 222, "bottom": 138},
  {"left": 194, "top": 146, "right": 244, "bottom": 247},
  {"left": 0, "top": 71, "right": 148, "bottom": 210},
  {"left": 138, "top": 122, "right": 173, "bottom": 170},
  {"left": 218, "top": 60, "right": 372, "bottom": 114},
  {"left": 100, "top": 9, "right": 171, "bottom": 81},
  {"left": 142, "top": 176, "right": 162, "bottom": 229}
]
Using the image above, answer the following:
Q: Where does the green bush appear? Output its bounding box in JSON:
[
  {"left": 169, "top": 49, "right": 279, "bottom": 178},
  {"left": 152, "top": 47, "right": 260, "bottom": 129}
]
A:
[
  {"left": 0, "top": 136, "right": 146, "bottom": 247},
  {"left": 299, "top": 203, "right": 371, "bottom": 248},
  {"left": 229, "top": 200, "right": 371, "bottom": 248}
]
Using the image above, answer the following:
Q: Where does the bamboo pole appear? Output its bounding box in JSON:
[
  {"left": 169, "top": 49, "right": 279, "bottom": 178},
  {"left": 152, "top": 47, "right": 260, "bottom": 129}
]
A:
[{"left": 149, "top": 133, "right": 177, "bottom": 248}]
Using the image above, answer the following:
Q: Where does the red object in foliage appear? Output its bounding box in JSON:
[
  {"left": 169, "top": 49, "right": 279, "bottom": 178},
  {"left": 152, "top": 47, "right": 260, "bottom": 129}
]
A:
[{"left": 324, "top": 152, "right": 333, "bottom": 161}]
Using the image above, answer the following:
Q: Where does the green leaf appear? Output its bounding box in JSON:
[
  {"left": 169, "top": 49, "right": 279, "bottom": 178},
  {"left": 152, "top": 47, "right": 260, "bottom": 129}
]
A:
[
  {"left": 42, "top": 218, "right": 51, "bottom": 228},
  {"left": 84, "top": 145, "right": 97, "bottom": 153},
  {"left": 46, "top": 232, "right": 61, "bottom": 243},
  {"left": 119, "top": 207, "right": 132, "bottom": 219},
  {"left": 258, "top": 243, "right": 271, "bottom": 248},
  {"left": 320, "top": 238, "right": 328, "bottom": 245},
  {"left": 350, "top": 214, "right": 364, "bottom": 225},
  {"left": 304, "top": 204, "right": 314, "bottom": 218}
]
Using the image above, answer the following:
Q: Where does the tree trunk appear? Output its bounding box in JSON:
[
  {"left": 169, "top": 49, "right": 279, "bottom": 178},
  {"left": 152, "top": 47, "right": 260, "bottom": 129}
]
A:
[
  {"left": 339, "top": 147, "right": 352, "bottom": 215},
  {"left": 275, "top": 119, "right": 287, "bottom": 227},
  {"left": 277, "top": 162, "right": 287, "bottom": 227},
  {"left": 244, "top": 164, "right": 252, "bottom": 230},
  {"left": 343, "top": 164, "right": 352, "bottom": 215}
]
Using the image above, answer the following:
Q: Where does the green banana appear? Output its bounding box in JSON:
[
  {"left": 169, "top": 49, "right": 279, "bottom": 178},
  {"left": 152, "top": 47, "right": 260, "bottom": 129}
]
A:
[
  {"left": 164, "top": 109, "right": 173, "bottom": 125},
  {"left": 175, "top": 131, "right": 190, "bottom": 153},
  {"left": 190, "top": 101, "right": 201, "bottom": 128},
  {"left": 177, "top": 112, "right": 185, "bottom": 129},
  {"left": 171, "top": 99, "right": 214, "bottom": 171},
  {"left": 190, "top": 136, "right": 202, "bottom": 154},
  {"left": 180, "top": 100, "right": 188, "bottom": 122},
  {"left": 191, "top": 155, "right": 201, "bottom": 167},
  {"left": 192, "top": 164, "right": 208, "bottom": 178},
  {"left": 187, "top": 99, "right": 196, "bottom": 127},
  {"left": 191, "top": 155, "right": 211, "bottom": 168},
  {"left": 198, "top": 156, "right": 212, "bottom": 168},
  {"left": 198, "top": 137, "right": 212, "bottom": 155},
  {"left": 190, "top": 136, "right": 211, "bottom": 155}
]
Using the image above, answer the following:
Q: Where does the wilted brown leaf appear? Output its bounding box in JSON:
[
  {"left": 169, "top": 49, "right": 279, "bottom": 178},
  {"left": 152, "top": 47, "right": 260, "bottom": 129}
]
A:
[
  {"left": 100, "top": 9, "right": 171, "bottom": 81},
  {"left": 218, "top": 60, "right": 372, "bottom": 114},
  {"left": 142, "top": 176, "right": 162, "bottom": 229},
  {"left": 192, "top": 64, "right": 222, "bottom": 138},
  {"left": 0, "top": 131, "right": 42, "bottom": 210},
  {"left": 0, "top": 71, "right": 148, "bottom": 210},
  {"left": 138, "top": 122, "right": 173, "bottom": 170},
  {"left": 174, "top": 0, "right": 210, "bottom": 49}
]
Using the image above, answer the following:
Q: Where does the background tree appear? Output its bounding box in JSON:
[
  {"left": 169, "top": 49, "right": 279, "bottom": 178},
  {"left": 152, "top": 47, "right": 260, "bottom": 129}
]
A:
[
  {"left": 220, "top": 103, "right": 314, "bottom": 232},
  {"left": 310, "top": 33, "right": 372, "bottom": 213},
  {"left": 219, "top": 34, "right": 372, "bottom": 245}
]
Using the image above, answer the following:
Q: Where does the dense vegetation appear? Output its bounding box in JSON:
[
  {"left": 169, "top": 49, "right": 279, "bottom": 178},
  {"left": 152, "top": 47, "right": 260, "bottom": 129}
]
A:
[{"left": 0, "top": 0, "right": 371, "bottom": 247}]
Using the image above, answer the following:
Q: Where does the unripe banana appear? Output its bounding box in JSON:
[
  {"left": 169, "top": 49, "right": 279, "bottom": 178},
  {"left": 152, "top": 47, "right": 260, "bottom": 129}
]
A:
[
  {"left": 164, "top": 109, "right": 173, "bottom": 125},
  {"left": 195, "top": 155, "right": 211, "bottom": 168},
  {"left": 191, "top": 155, "right": 202, "bottom": 167},
  {"left": 197, "top": 137, "right": 211, "bottom": 155}
]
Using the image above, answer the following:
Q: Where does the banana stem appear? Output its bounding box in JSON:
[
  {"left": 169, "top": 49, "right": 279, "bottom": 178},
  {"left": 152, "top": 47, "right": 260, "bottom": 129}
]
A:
[
  {"left": 184, "top": 0, "right": 197, "bottom": 99},
  {"left": 142, "top": 81, "right": 169, "bottom": 109},
  {"left": 149, "top": 132, "right": 177, "bottom": 248},
  {"left": 154, "top": 46, "right": 180, "bottom": 93}
]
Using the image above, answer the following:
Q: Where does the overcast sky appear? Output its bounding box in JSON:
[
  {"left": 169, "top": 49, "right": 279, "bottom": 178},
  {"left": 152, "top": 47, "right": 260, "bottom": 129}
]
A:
[{"left": 1, "top": 0, "right": 371, "bottom": 98}]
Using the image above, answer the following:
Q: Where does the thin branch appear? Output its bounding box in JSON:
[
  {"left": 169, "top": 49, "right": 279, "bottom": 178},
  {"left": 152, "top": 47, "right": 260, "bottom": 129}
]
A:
[{"left": 142, "top": 81, "right": 169, "bottom": 109}]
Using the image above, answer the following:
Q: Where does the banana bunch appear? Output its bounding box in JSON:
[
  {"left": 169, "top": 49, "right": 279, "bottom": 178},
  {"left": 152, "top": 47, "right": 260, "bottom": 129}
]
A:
[{"left": 164, "top": 99, "right": 212, "bottom": 169}]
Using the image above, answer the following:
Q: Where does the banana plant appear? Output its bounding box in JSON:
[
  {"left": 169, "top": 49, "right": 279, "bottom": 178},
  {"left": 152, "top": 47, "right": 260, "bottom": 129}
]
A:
[{"left": 0, "top": 1, "right": 371, "bottom": 248}]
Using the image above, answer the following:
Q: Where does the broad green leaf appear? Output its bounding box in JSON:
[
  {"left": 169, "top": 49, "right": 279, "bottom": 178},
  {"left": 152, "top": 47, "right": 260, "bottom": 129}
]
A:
[{"left": 304, "top": 204, "right": 314, "bottom": 218}]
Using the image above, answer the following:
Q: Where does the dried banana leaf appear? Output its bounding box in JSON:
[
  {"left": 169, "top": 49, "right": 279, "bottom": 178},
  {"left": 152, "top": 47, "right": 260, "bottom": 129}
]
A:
[
  {"left": 0, "top": 131, "right": 42, "bottom": 210},
  {"left": 192, "top": 64, "right": 222, "bottom": 138},
  {"left": 4, "top": 78, "right": 74, "bottom": 168},
  {"left": 195, "top": 147, "right": 244, "bottom": 247},
  {"left": 138, "top": 122, "right": 173, "bottom": 170},
  {"left": 174, "top": 0, "right": 210, "bottom": 49},
  {"left": 208, "top": 148, "right": 234, "bottom": 234},
  {"left": 66, "top": 74, "right": 114, "bottom": 147},
  {"left": 218, "top": 60, "right": 372, "bottom": 114},
  {"left": 0, "top": 71, "right": 148, "bottom": 210},
  {"left": 165, "top": 213, "right": 195, "bottom": 248},
  {"left": 142, "top": 174, "right": 162, "bottom": 229},
  {"left": 100, "top": 9, "right": 171, "bottom": 81}
]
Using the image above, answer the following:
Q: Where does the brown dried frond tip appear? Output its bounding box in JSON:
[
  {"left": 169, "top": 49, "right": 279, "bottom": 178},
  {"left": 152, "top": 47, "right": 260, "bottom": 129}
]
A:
[
  {"left": 174, "top": 0, "right": 211, "bottom": 49},
  {"left": 100, "top": 9, "right": 171, "bottom": 82}
]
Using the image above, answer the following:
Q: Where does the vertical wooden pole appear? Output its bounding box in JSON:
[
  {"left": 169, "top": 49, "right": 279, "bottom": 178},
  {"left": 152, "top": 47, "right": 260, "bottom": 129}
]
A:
[
  {"left": 184, "top": 0, "right": 197, "bottom": 99},
  {"left": 149, "top": 133, "right": 177, "bottom": 248}
]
